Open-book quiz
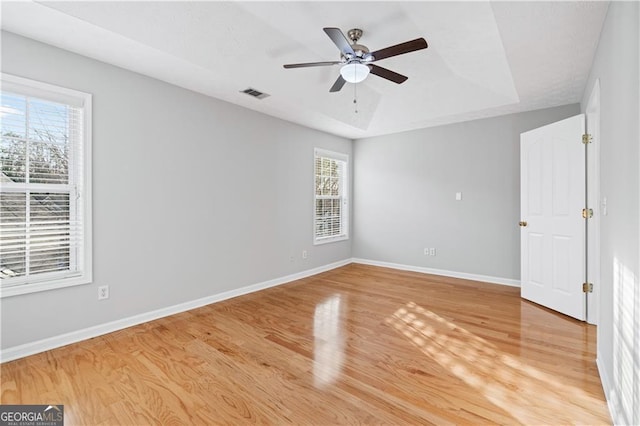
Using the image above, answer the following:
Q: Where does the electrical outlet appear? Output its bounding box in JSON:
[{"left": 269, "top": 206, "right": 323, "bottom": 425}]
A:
[
  {"left": 302, "top": 250, "right": 308, "bottom": 259},
  {"left": 424, "top": 248, "right": 437, "bottom": 256},
  {"left": 98, "top": 285, "right": 109, "bottom": 300}
]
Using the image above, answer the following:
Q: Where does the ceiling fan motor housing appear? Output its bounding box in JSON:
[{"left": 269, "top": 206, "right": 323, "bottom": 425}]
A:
[
  {"left": 344, "top": 28, "right": 371, "bottom": 62},
  {"left": 342, "top": 44, "right": 370, "bottom": 62}
]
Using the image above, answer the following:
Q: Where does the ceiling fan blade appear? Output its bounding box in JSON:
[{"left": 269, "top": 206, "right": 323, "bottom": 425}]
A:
[
  {"left": 369, "top": 38, "right": 428, "bottom": 62},
  {"left": 368, "top": 64, "right": 408, "bottom": 84},
  {"left": 323, "top": 27, "right": 355, "bottom": 57},
  {"left": 329, "top": 75, "right": 347, "bottom": 92},
  {"left": 283, "top": 61, "right": 341, "bottom": 69}
]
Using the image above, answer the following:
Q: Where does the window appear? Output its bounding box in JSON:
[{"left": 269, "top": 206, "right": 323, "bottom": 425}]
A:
[
  {"left": 0, "top": 74, "right": 92, "bottom": 297},
  {"left": 314, "top": 148, "right": 348, "bottom": 244}
]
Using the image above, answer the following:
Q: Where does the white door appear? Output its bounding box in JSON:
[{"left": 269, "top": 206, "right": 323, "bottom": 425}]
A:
[{"left": 520, "top": 114, "right": 586, "bottom": 320}]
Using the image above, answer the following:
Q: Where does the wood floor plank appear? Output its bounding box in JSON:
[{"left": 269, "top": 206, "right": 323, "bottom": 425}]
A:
[{"left": 0, "top": 264, "right": 611, "bottom": 424}]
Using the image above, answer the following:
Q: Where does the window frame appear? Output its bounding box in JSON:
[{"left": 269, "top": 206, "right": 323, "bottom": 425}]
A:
[
  {"left": 0, "top": 73, "right": 92, "bottom": 298},
  {"left": 313, "top": 148, "right": 349, "bottom": 245}
]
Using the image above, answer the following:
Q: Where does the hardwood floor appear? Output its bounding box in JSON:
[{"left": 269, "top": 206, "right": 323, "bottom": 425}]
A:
[{"left": 1, "top": 264, "right": 610, "bottom": 425}]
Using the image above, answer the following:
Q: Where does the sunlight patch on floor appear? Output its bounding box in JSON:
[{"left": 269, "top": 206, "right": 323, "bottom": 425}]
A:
[
  {"left": 386, "top": 301, "right": 606, "bottom": 424},
  {"left": 313, "top": 294, "right": 345, "bottom": 388}
]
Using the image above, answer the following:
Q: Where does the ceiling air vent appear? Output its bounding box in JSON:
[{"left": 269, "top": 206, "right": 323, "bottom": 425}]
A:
[{"left": 241, "top": 87, "right": 270, "bottom": 100}]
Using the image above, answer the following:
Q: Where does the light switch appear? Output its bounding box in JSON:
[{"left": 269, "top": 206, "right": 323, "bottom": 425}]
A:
[{"left": 455, "top": 192, "right": 462, "bottom": 201}]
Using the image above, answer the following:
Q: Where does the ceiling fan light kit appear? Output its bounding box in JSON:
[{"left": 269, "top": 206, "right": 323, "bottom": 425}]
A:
[
  {"left": 340, "top": 63, "right": 370, "bottom": 83},
  {"left": 283, "top": 27, "right": 428, "bottom": 92}
]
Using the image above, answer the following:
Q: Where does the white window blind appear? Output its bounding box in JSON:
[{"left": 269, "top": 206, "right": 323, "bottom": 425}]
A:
[
  {"left": 314, "top": 148, "right": 348, "bottom": 244},
  {"left": 0, "top": 74, "right": 92, "bottom": 297}
]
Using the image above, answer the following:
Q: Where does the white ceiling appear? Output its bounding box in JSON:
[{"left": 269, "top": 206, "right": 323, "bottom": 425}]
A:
[{"left": 1, "top": 1, "right": 609, "bottom": 139}]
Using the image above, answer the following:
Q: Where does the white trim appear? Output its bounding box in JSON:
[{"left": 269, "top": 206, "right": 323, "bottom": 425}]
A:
[
  {"left": 351, "top": 258, "right": 521, "bottom": 287},
  {"left": 314, "top": 148, "right": 348, "bottom": 163},
  {"left": 313, "top": 147, "right": 350, "bottom": 245},
  {"left": 313, "top": 234, "right": 349, "bottom": 246},
  {"left": 585, "top": 78, "right": 601, "bottom": 325},
  {"left": 0, "top": 273, "right": 89, "bottom": 298},
  {"left": 1, "top": 73, "right": 89, "bottom": 107},
  {"left": 0, "top": 73, "right": 93, "bottom": 298},
  {"left": 0, "top": 259, "right": 351, "bottom": 363},
  {"left": 597, "top": 352, "right": 621, "bottom": 425},
  {"left": 82, "top": 89, "right": 93, "bottom": 289}
]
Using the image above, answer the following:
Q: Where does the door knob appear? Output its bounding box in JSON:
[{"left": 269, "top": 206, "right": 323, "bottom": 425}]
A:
[{"left": 519, "top": 221, "right": 528, "bottom": 227}]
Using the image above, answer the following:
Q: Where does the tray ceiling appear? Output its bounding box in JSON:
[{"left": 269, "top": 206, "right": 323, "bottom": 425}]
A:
[{"left": 1, "top": 1, "right": 608, "bottom": 139}]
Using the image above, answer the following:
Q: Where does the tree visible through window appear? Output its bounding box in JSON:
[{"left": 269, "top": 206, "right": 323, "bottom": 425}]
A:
[
  {"left": 0, "top": 74, "right": 91, "bottom": 296},
  {"left": 314, "top": 148, "right": 348, "bottom": 244}
]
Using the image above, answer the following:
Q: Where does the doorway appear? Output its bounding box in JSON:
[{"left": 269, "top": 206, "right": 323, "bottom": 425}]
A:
[{"left": 520, "top": 80, "right": 601, "bottom": 324}]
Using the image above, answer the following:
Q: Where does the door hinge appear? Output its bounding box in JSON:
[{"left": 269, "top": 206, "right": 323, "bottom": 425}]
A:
[
  {"left": 583, "top": 282, "right": 593, "bottom": 293},
  {"left": 582, "top": 208, "right": 593, "bottom": 219},
  {"left": 582, "top": 133, "right": 592, "bottom": 144}
]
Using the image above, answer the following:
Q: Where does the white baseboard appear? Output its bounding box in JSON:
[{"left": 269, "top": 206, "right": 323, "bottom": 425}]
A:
[
  {"left": 351, "top": 258, "right": 521, "bottom": 287},
  {"left": 597, "top": 353, "right": 621, "bottom": 425},
  {"left": 0, "top": 258, "right": 518, "bottom": 362},
  {"left": 0, "top": 259, "right": 351, "bottom": 363}
]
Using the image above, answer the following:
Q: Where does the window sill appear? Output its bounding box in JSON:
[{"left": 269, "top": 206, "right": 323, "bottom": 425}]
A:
[
  {"left": 0, "top": 273, "right": 92, "bottom": 298},
  {"left": 314, "top": 234, "right": 349, "bottom": 245}
]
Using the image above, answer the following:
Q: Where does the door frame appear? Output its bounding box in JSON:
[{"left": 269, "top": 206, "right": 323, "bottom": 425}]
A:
[{"left": 585, "top": 79, "right": 601, "bottom": 325}]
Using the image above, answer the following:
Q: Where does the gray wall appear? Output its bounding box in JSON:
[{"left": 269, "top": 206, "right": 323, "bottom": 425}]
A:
[
  {"left": 352, "top": 104, "right": 579, "bottom": 281},
  {"left": 0, "top": 32, "right": 352, "bottom": 350},
  {"left": 580, "top": 2, "right": 640, "bottom": 425}
]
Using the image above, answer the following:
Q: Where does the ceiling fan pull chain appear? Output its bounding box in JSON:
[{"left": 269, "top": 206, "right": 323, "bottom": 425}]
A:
[{"left": 354, "top": 80, "right": 358, "bottom": 114}]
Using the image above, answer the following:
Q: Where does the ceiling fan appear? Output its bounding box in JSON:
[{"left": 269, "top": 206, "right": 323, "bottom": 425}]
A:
[{"left": 283, "top": 27, "right": 428, "bottom": 92}]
